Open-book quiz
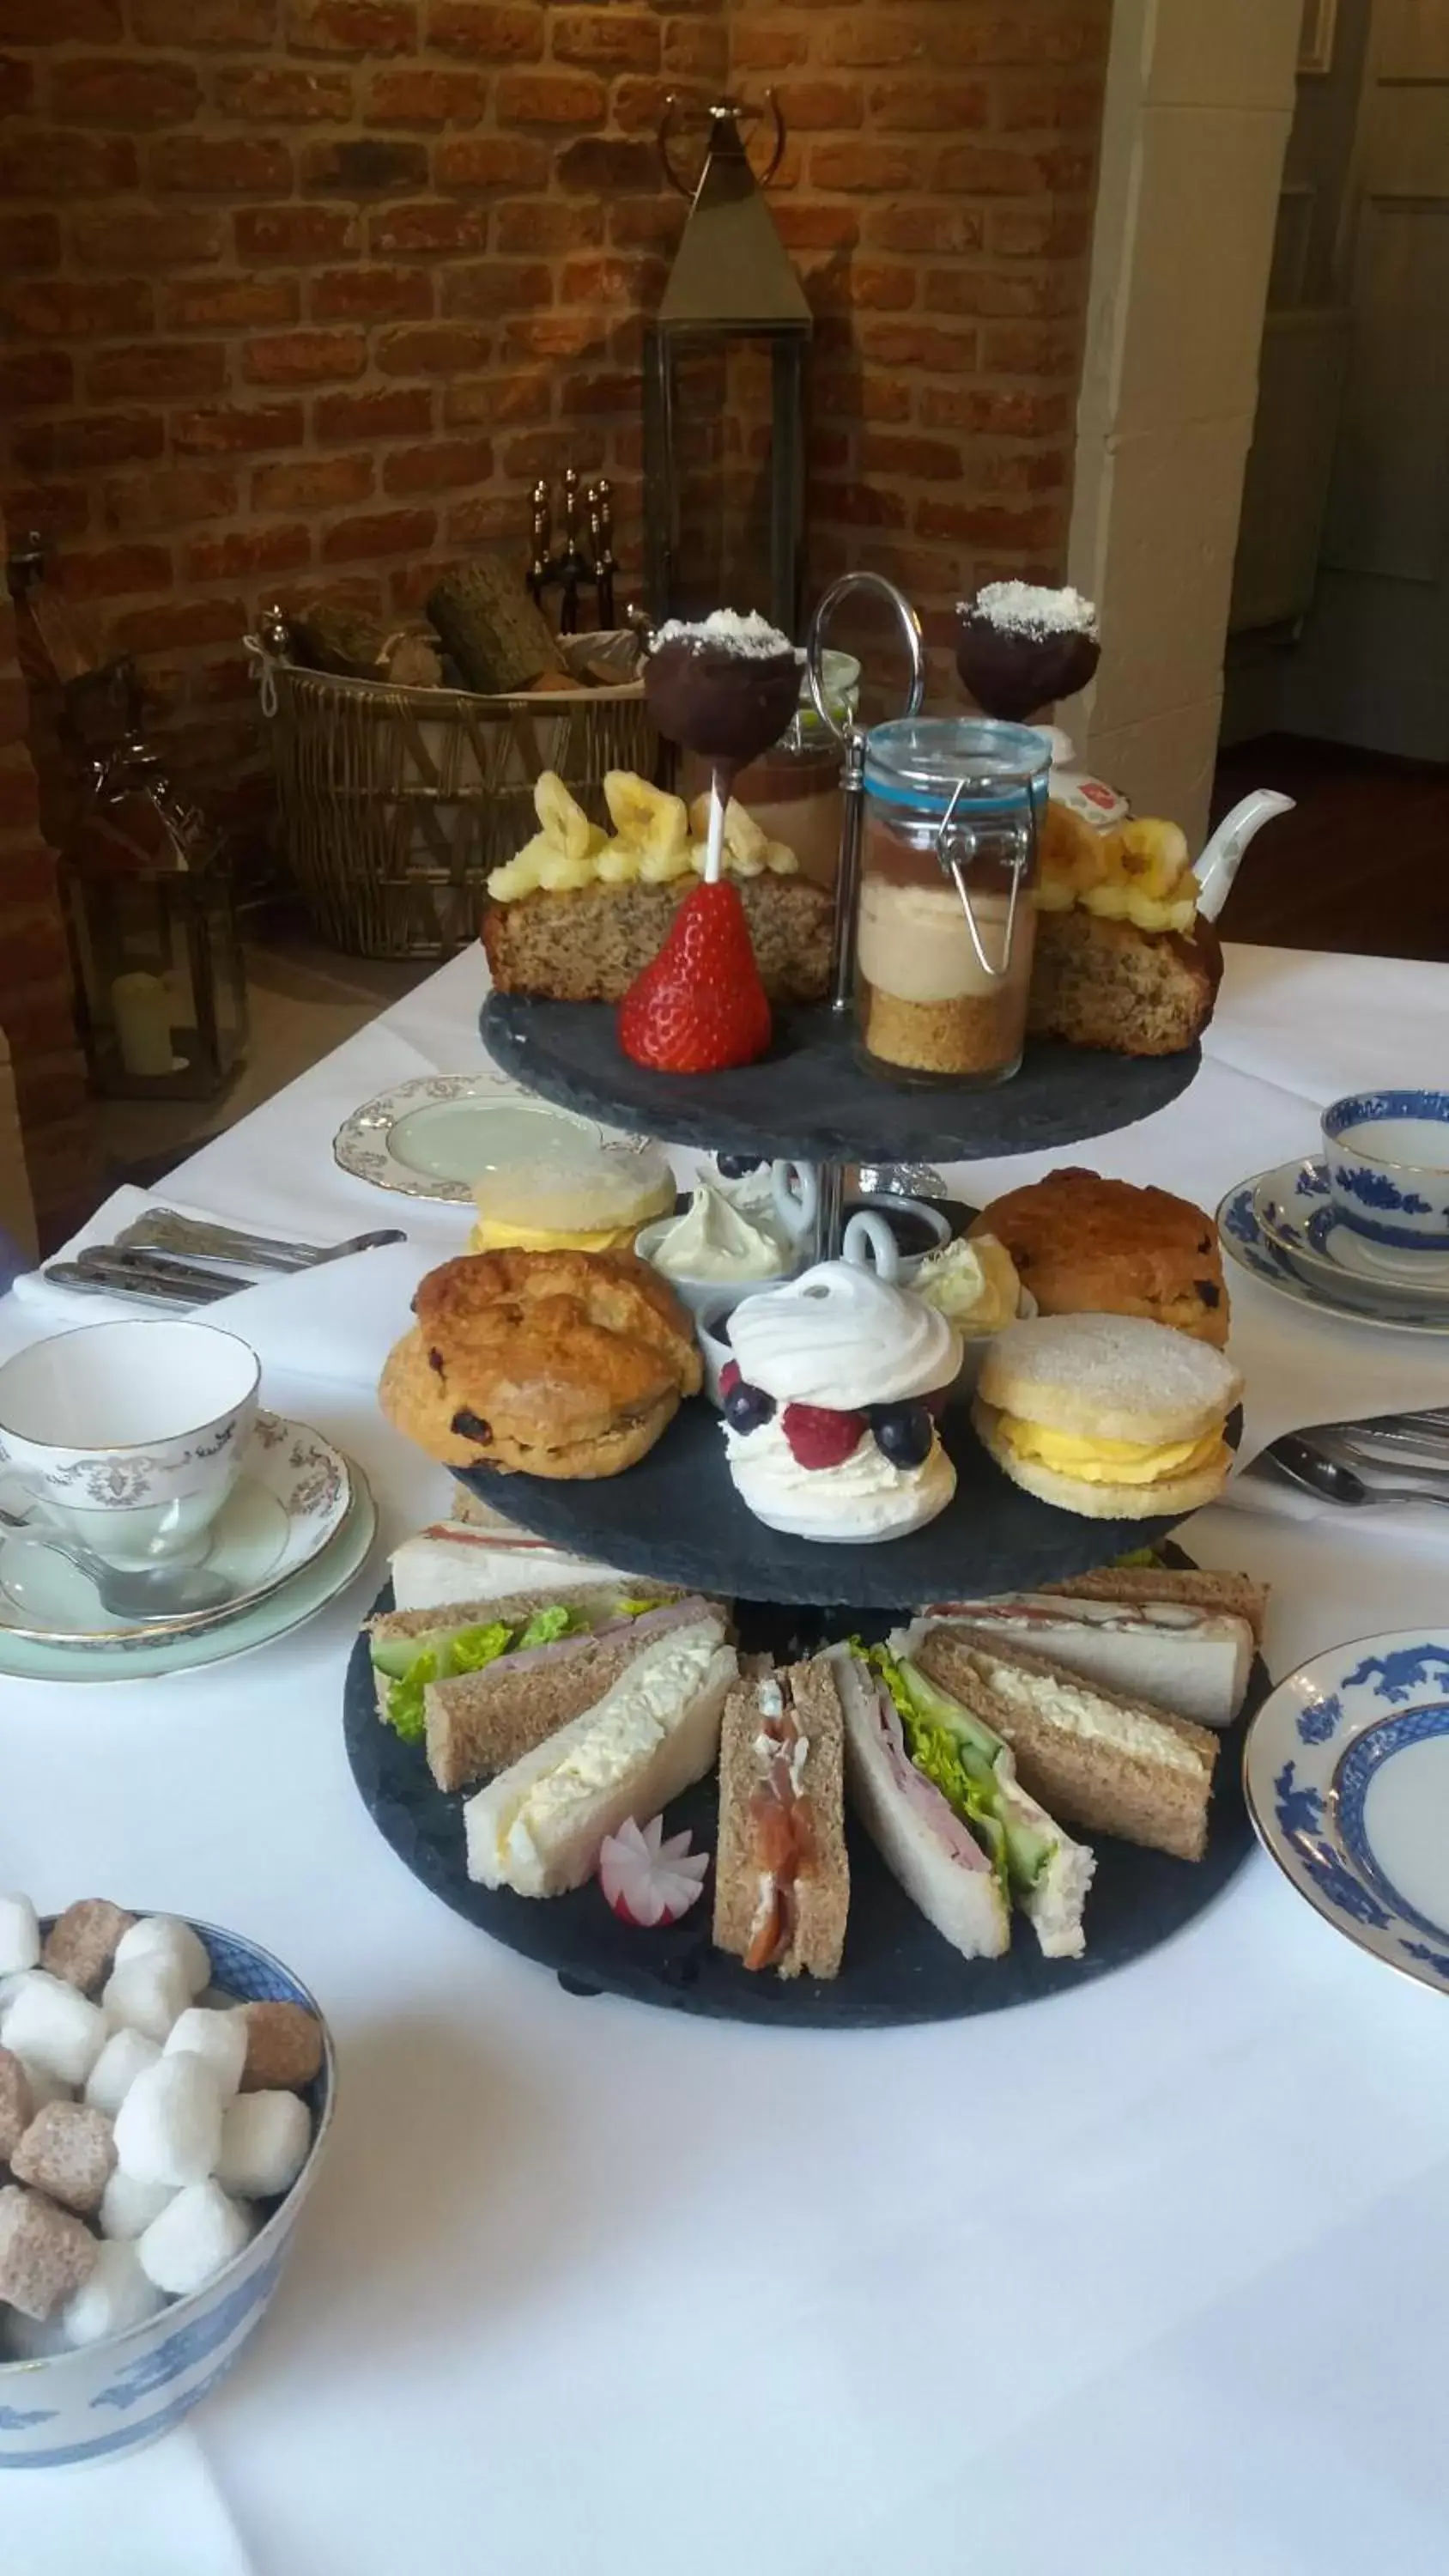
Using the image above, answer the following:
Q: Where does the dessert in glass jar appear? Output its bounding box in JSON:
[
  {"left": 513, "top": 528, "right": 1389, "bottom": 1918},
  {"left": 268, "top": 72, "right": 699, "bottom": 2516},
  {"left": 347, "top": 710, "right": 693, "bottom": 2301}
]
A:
[{"left": 855, "top": 719, "right": 1049, "bottom": 1088}]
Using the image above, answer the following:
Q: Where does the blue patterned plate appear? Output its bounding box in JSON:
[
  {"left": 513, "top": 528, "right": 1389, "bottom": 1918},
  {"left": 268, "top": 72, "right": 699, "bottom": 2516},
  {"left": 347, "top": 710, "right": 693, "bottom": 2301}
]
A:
[
  {"left": 1255, "top": 1160, "right": 1449, "bottom": 1305},
  {"left": 1216, "top": 1176, "right": 1449, "bottom": 1336},
  {"left": 1243, "top": 1629, "right": 1449, "bottom": 1996}
]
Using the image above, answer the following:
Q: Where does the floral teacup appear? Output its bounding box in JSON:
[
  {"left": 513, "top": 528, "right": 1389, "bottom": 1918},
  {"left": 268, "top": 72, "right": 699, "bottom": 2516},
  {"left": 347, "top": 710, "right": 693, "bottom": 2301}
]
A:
[
  {"left": 1323, "top": 1090, "right": 1449, "bottom": 1271},
  {"left": 0, "top": 1319, "right": 261, "bottom": 1568}
]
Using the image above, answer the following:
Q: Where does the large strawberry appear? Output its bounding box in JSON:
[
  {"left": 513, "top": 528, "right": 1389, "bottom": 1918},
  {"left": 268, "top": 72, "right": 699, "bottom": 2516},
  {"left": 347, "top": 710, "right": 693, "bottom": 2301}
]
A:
[{"left": 618, "top": 879, "right": 773, "bottom": 1073}]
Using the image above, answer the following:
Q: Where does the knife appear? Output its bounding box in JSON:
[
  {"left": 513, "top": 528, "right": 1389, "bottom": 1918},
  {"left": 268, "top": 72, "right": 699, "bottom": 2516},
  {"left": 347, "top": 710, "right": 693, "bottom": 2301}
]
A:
[
  {"left": 43, "top": 1256, "right": 233, "bottom": 1309},
  {"left": 113, "top": 1213, "right": 406, "bottom": 1273}
]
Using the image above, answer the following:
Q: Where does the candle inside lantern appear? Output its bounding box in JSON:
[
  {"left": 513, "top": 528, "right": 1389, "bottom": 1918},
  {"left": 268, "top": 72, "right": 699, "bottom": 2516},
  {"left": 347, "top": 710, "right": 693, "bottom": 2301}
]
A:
[{"left": 112, "top": 972, "right": 178, "bottom": 1078}]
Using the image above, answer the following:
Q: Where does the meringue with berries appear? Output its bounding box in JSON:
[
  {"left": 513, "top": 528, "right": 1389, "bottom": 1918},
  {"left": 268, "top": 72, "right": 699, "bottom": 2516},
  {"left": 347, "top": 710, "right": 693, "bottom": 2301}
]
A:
[{"left": 720, "top": 1261, "right": 961, "bottom": 1543}]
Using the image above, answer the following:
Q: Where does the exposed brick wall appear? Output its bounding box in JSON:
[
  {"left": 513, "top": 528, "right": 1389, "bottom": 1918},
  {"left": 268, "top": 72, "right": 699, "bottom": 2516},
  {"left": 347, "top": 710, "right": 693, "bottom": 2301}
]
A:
[
  {"left": 0, "top": 513, "right": 98, "bottom": 1231},
  {"left": 0, "top": 0, "right": 1109, "bottom": 801}
]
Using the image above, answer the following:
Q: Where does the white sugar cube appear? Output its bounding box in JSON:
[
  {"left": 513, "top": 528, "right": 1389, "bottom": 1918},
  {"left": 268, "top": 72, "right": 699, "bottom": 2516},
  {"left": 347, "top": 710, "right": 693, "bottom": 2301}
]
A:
[
  {"left": 99, "top": 2169, "right": 176, "bottom": 2242},
  {"left": 84, "top": 2027, "right": 161, "bottom": 2118},
  {"left": 137, "top": 2180, "right": 252, "bottom": 2298},
  {"left": 61, "top": 2239, "right": 166, "bottom": 2348},
  {"left": 215, "top": 2089, "right": 312, "bottom": 2200},
  {"left": 112, "top": 1917, "right": 210, "bottom": 1999},
  {"left": 113, "top": 2054, "right": 223, "bottom": 2190},
  {"left": 0, "top": 1896, "right": 39, "bottom": 1978},
  {"left": 101, "top": 1956, "right": 189, "bottom": 2044},
  {"left": 0, "top": 1971, "right": 109, "bottom": 2087},
  {"left": 164, "top": 2008, "right": 246, "bottom": 2101}
]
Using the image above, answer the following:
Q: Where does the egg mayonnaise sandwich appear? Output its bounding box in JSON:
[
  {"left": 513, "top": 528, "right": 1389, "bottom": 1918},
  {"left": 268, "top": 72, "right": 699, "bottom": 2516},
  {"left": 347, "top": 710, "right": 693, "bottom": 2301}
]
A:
[{"left": 973, "top": 1313, "right": 1242, "bottom": 1519}]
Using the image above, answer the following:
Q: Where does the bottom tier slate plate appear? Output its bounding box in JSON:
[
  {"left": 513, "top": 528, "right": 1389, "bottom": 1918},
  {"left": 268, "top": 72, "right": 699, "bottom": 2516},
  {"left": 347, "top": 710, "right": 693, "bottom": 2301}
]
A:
[
  {"left": 344, "top": 1580, "right": 1262, "bottom": 2031},
  {"left": 452, "top": 1400, "right": 1243, "bottom": 1610}
]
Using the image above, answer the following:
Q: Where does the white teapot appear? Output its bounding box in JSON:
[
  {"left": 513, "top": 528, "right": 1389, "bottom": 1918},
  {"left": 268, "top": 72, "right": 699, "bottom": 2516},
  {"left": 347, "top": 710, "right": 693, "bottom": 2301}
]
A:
[{"left": 1034, "top": 726, "right": 1294, "bottom": 923}]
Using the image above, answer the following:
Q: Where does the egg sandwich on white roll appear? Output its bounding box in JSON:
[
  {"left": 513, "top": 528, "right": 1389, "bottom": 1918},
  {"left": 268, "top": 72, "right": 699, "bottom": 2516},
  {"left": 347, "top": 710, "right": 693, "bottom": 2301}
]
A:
[
  {"left": 973, "top": 1313, "right": 1241, "bottom": 1519},
  {"left": 828, "top": 1640, "right": 1095, "bottom": 1960},
  {"left": 464, "top": 1614, "right": 736, "bottom": 1896}
]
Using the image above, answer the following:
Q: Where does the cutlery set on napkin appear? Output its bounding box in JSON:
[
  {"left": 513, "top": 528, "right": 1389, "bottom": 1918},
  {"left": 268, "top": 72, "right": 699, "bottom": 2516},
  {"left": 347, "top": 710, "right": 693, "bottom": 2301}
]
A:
[{"left": 41, "top": 1211, "right": 407, "bottom": 1308}]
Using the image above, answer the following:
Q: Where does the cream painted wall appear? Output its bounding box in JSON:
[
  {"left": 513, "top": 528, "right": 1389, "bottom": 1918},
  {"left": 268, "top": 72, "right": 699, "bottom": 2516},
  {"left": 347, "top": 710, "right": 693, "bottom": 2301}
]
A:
[{"left": 1063, "top": 0, "right": 1300, "bottom": 844}]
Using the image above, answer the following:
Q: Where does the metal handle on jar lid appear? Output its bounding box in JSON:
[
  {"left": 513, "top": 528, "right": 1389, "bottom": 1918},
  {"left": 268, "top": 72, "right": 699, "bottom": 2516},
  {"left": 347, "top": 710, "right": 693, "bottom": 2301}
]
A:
[
  {"left": 935, "top": 784, "right": 1036, "bottom": 984},
  {"left": 804, "top": 574, "right": 926, "bottom": 1014}
]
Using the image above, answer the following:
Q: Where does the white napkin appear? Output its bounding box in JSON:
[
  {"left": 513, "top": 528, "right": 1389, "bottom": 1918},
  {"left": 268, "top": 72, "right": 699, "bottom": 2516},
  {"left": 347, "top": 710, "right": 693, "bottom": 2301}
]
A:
[{"left": 4, "top": 1187, "right": 433, "bottom": 1389}]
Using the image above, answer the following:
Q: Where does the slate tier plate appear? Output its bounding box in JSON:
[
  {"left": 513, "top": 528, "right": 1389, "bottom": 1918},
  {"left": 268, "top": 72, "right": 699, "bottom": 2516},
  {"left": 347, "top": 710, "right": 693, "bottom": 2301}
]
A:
[
  {"left": 452, "top": 1400, "right": 1243, "bottom": 1610},
  {"left": 481, "top": 997, "right": 1200, "bottom": 1164},
  {"left": 343, "top": 1570, "right": 1262, "bottom": 2031}
]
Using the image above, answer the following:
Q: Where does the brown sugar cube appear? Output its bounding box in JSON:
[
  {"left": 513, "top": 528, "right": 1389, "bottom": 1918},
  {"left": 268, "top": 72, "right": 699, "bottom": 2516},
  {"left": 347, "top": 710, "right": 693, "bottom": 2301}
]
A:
[
  {"left": 238, "top": 2002, "right": 324, "bottom": 2093},
  {"left": 0, "top": 2183, "right": 97, "bottom": 2319},
  {"left": 0, "top": 2048, "right": 33, "bottom": 2161},
  {"left": 41, "top": 1899, "right": 136, "bottom": 1995},
  {"left": 10, "top": 2101, "right": 116, "bottom": 2215}
]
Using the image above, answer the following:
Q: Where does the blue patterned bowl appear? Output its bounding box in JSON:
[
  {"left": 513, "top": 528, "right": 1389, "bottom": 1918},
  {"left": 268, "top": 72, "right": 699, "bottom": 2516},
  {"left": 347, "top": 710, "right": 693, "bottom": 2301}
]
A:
[
  {"left": 1322, "top": 1090, "right": 1449, "bottom": 1256},
  {"left": 0, "top": 1917, "right": 334, "bottom": 2470}
]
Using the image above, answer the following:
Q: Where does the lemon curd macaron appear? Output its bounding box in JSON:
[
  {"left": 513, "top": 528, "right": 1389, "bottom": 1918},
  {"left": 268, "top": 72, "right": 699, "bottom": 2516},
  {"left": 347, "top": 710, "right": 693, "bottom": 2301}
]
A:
[
  {"left": 973, "top": 1312, "right": 1242, "bottom": 1520},
  {"left": 470, "top": 1135, "right": 676, "bottom": 1258}
]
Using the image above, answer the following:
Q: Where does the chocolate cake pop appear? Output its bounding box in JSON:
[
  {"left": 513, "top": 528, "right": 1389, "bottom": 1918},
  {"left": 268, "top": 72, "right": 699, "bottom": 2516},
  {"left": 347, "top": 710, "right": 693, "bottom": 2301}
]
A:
[
  {"left": 955, "top": 581, "right": 1100, "bottom": 724},
  {"left": 645, "top": 611, "right": 803, "bottom": 776}
]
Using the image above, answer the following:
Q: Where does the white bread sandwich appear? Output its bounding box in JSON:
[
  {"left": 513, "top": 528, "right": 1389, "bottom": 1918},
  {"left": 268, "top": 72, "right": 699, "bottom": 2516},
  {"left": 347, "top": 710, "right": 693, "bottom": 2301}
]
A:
[
  {"left": 391, "top": 1509, "right": 638, "bottom": 1611},
  {"left": 1046, "top": 1563, "right": 1267, "bottom": 1648},
  {"left": 907, "top": 1626, "right": 1219, "bottom": 1862},
  {"left": 828, "top": 1640, "right": 1094, "bottom": 1960},
  {"left": 973, "top": 1313, "right": 1242, "bottom": 1519},
  {"left": 712, "top": 1659, "right": 850, "bottom": 1980},
  {"left": 898, "top": 1586, "right": 1255, "bottom": 1730},
  {"left": 464, "top": 1613, "right": 737, "bottom": 1895},
  {"left": 368, "top": 1584, "right": 708, "bottom": 1792}
]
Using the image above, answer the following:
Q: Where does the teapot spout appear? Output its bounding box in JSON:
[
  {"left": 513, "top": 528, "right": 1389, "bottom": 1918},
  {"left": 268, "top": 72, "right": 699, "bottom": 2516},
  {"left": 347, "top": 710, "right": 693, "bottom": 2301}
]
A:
[{"left": 1194, "top": 790, "right": 1294, "bottom": 923}]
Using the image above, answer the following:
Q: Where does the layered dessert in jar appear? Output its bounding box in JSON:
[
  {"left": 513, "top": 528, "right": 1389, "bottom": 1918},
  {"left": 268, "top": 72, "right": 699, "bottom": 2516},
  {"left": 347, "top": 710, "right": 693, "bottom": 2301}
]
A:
[{"left": 855, "top": 719, "right": 1049, "bottom": 1088}]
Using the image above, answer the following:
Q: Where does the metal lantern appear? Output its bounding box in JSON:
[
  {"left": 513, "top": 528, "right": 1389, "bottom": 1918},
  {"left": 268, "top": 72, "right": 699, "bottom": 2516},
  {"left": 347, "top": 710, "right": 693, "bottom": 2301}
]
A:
[
  {"left": 644, "top": 97, "right": 812, "bottom": 635},
  {"left": 62, "top": 718, "right": 248, "bottom": 1103}
]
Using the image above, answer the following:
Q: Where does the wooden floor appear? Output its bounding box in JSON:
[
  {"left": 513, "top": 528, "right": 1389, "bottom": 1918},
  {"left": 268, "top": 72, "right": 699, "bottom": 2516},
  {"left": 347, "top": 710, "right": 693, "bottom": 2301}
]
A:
[{"left": 1211, "top": 733, "right": 1449, "bottom": 960}]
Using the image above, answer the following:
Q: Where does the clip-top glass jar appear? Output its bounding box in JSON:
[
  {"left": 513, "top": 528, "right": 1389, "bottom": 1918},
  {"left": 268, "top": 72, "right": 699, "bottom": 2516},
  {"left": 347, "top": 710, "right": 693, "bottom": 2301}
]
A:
[{"left": 855, "top": 718, "right": 1049, "bottom": 1089}]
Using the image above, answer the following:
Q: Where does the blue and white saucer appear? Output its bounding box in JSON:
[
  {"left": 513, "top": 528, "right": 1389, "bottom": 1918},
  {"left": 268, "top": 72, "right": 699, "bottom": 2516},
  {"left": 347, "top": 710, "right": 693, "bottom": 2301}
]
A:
[
  {"left": 1217, "top": 1169, "right": 1449, "bottom": 1336},
  {"left": 1244, "top": 1629, "right": 1449, "bottom": 1997},
  {"left": 1258, "top": 1159, "right": 1449, "bottom": 1301}
]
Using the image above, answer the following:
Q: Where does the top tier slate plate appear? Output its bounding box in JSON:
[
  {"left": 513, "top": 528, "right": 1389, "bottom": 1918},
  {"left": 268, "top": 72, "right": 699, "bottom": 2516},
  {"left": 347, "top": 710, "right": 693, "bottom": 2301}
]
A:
[{"left": 481, "top": 996, "right": 1200, "bottom": 1166}]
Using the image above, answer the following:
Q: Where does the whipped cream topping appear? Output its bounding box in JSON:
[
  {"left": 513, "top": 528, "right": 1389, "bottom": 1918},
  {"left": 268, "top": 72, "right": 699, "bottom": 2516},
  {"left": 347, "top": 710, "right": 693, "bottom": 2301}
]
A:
[
  {"left": 724, "top": 1414, "right": 956, "bottom": 1543},
  {"left": 648, "top": 1183, "right": 787, "bottom": 1285},
  {"left": 652, "top": 610, "right": 803, "bottom": 661},
  {"left": 726, "top": 1261, "right": 961, "bottom": 1406}
]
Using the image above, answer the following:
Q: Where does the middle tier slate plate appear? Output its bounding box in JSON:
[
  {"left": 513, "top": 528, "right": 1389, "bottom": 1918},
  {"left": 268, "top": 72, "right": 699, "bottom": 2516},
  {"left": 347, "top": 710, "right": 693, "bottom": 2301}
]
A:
[
  {"left": 481, "top": 995, "right": 1201, "bottom": 1164},
  {"left": 344, "top": 1581, "right": 1262, "bottom": 2031},
  {"left": 452, "top": 1396, "right": 1242, "bottom": 1609}
]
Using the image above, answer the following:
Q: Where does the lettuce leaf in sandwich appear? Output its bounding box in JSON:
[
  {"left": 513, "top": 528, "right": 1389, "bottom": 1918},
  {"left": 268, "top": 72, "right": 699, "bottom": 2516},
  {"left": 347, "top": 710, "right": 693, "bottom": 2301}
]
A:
[
  {"left": 858, "top": 1642, "right": 1094, "bottom": 1957},
  {"left": 376, "top": 1597, "right": 657, "bottom": 1745}
]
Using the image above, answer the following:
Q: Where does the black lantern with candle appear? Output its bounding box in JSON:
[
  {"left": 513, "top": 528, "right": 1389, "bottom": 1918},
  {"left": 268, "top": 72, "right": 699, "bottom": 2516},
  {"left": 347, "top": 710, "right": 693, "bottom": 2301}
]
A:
[
  {"left": 60, "top": 675, "right": 248, "bottom": 1103},
  {"left": 644, "top": 98, "right": 812, "bottom": 637}
]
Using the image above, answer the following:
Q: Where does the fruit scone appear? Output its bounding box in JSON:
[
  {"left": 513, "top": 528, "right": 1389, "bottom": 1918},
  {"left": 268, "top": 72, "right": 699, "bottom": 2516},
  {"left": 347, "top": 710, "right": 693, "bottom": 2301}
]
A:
[{"left": 482, "top": 769, "right": 833, "bottom": 1006}]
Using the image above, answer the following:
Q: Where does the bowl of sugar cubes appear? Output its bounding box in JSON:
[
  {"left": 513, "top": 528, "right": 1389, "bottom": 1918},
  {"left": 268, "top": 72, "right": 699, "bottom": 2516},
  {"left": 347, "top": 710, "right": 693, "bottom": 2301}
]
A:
[{"left": 0, "top": 1893, "right": 333, "bottom": 2468}]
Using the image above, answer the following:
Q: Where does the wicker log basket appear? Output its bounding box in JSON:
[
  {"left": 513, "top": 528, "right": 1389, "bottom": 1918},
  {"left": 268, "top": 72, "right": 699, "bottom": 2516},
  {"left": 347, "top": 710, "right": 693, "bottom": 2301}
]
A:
[{"left": 250, "top": 628, "right": 653, "bottom": 962}]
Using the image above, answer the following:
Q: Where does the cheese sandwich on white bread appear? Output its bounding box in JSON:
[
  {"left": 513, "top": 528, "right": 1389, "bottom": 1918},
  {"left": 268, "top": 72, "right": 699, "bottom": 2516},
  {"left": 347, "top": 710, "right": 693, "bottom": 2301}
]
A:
[
  {"left": 1046, "top": 1565, "right": 1267, "bottom": 1648},
  {"left": 369, "top": 1586, "right": 706, "bottom": 1792},
  {"left": 464, "top": 1613, "right": 737, "bottom": 1896},
  {"left": 712, "top": 1659, "right": 849, "bottom": 1980},
  {"left": 898, "top": 1589, "right": 1253, "bottom": 1729},
  {"left": 391, "top": 1518, "right": 637, "bottom": 1612},
  {"left": 906, "top": 1627, "right": 1219, "bottom": 1863},
  {"left": 973, "top": 1314, "right": 1242, "bottom": 1519},
  {"left": 828, "top": 1642, "right": 1095, "bottom": 1960}
]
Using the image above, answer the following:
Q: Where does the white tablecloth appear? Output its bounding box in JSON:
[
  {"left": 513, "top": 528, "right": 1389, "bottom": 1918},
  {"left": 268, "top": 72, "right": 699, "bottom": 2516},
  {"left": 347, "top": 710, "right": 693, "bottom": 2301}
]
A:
[{"left": 3, "top": 942, "right": 1449, "bottom": 2576}]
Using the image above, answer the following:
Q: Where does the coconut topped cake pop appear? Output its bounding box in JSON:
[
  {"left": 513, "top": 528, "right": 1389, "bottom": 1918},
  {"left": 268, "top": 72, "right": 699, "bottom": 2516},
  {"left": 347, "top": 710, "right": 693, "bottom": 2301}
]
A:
[
  {"left": 720, "top": 1261, "right": 961, "bottom": 1545},
  {"left": 645, "top": 610, "right": 804, "bottom": 773},
  {"left": 955, "top": 581, "right": 1100, "bottom": 724}
]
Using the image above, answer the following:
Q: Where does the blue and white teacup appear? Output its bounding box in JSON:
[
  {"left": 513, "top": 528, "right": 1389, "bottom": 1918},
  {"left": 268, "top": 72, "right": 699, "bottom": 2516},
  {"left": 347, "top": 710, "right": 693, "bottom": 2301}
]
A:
[
  {"left": 0, "top": 1319, "right": 261, "bottom": 1569},
  {"left": 1323, "top": 1091, "right": 1449, "bottom": 1266}
]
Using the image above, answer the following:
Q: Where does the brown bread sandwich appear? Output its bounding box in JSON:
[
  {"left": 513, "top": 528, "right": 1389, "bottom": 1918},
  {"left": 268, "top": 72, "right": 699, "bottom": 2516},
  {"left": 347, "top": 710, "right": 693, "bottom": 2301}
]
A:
[{"left": 712, "top": 1658, "right": 850, "bottom": 1980}]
